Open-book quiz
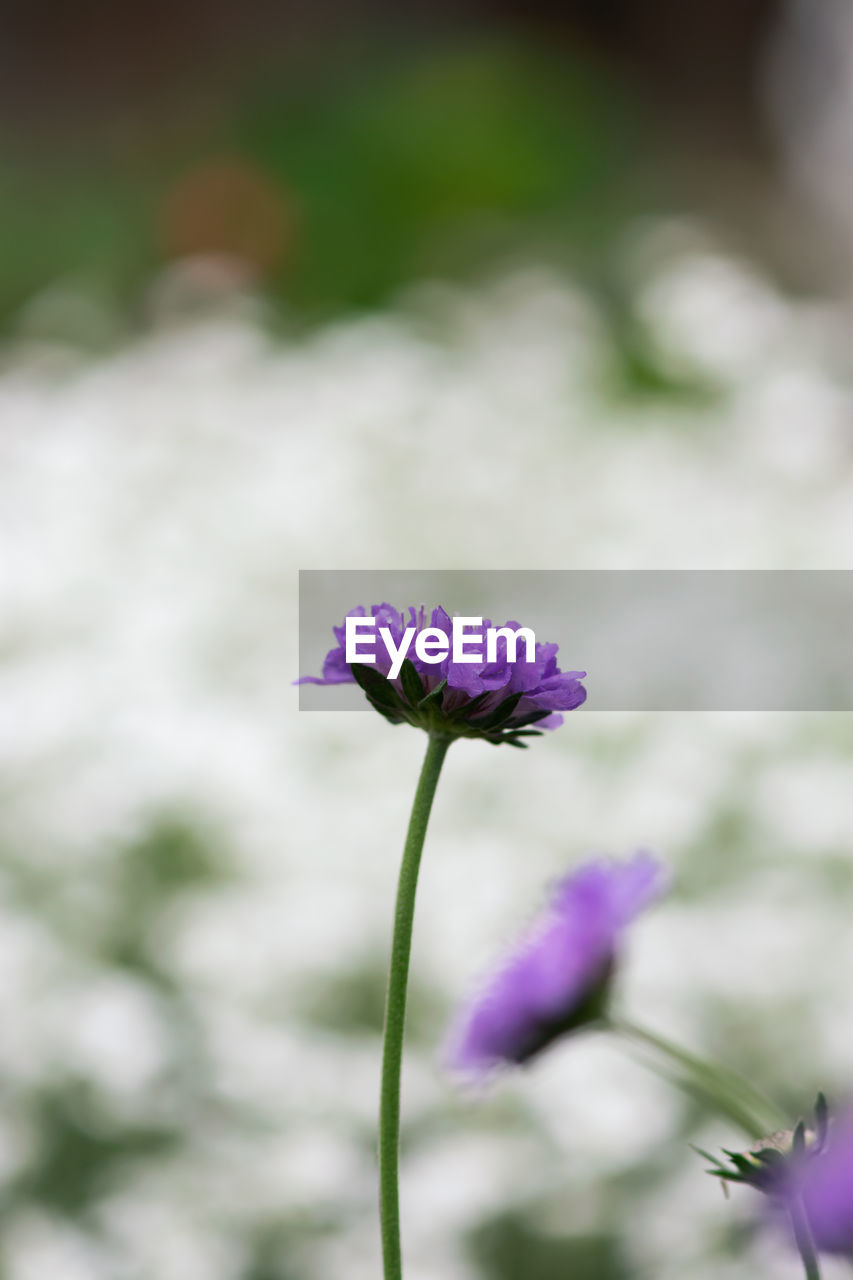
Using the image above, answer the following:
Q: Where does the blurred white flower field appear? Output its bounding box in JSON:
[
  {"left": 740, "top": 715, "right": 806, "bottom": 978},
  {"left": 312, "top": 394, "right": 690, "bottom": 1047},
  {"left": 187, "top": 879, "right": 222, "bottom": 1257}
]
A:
[{"left": 1, "top": 235, "right": 853, "bottom": 1278}]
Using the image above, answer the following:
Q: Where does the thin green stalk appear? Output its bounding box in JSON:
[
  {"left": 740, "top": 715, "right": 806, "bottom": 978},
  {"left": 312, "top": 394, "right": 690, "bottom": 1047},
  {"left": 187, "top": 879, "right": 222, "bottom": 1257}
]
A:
[
  {"left": 789, "top": 1194, "right": 822, "bottom": 1280},
  {"left": 379, "top": 733, "right": 451, "bottom": 1280},
  {"left": 610, "top": 1017, "right": 786, "bottom": 1141}
]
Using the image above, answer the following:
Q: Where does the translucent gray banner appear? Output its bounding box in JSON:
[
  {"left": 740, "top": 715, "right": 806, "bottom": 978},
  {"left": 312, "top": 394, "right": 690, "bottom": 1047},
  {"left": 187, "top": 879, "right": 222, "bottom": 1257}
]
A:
[{"left": 297, "top": 571, "right": 853, "bottom": 711}]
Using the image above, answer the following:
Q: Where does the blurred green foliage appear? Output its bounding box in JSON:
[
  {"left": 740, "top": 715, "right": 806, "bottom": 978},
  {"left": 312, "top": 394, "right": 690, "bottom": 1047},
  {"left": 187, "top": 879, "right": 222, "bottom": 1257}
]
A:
[
  {"left": 4, "top": 1079, "right": 179, "bottom": 1217},
  {"left": 468, "top": 1209, "right": 628, "bottom": 1280},
  {"left": 297, "top": 956, "right": 444, "bottom": 1043},
  {"left": 0, "top": 41, "right": 659, "bottom": 334}
]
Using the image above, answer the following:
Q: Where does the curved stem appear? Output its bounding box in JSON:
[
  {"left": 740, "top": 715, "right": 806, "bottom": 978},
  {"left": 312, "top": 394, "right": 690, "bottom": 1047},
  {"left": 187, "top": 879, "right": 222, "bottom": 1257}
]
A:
[
  {"left": 789, "top": 1194, "right": 822, "bottom": 1280},
  {"left": 379, "top": 734, "right": 451, "bottom": 1280},
  {"left": 610, "top": 1017, "right": 786, "bottom": 1140}
]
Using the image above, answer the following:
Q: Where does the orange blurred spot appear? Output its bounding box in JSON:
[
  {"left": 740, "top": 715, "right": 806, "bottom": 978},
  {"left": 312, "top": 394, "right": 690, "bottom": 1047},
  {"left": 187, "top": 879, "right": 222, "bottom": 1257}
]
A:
[{"left": 159, "top": 157, "right": 295, "bottom": 278}]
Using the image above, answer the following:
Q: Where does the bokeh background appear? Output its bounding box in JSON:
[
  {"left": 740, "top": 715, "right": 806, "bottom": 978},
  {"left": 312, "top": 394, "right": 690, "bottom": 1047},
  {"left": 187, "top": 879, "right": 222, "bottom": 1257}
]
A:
[{"left": 3, "top": 2, "right": 853, "bottom": 1277}]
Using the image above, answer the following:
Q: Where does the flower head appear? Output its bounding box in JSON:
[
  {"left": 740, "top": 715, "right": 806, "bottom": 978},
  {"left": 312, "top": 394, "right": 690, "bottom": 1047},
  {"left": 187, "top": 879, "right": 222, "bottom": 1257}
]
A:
[
  {"left": 297, "top": 604, "right": 586, "bottom": 746},
  {"left": 795, "top": 1107, "right": 853, "bottom": 1256},
  {"left": 702, "top": 1094, "right": 853, "bottom": 1260},
  {"left": 701, "top": 1117, "right": 823, "bottom": 1198},
  {"left": 444, "top": 852, "right": 666, "bottom": 1078}
]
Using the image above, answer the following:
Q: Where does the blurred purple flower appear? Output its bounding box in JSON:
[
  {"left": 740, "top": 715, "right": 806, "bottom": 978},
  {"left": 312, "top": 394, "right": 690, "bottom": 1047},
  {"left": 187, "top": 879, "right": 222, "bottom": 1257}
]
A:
[
  {"left": 706, "top": 1095, "right": 853, "bottom": 1263},
  {"left": 445, "top": 852, "right": 667, "bottom": 1077},
  {"left": 791, "top": 1110, "right": 853, "bottom": 1257},
  {"left": 296, "top": 603, "right": 586, "bottom": 746}
]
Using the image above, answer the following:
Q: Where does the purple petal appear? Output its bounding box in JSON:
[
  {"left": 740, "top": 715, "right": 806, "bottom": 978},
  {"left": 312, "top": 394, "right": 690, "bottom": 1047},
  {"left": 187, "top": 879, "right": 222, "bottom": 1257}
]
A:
[
  {"left": 446, "top": 852, "right": 666, "bottom": 1078},
  {"left": 793, "top": 1114, "right": 853, "bottom": 1256},
  {"left": 526, "top": 672, "right": 588, "bottom": 711}
]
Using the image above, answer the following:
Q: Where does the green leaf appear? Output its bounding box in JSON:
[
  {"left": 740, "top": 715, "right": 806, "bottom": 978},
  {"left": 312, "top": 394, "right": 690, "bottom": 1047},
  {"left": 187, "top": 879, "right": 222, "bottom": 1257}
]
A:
[
  {"left": 418, "top": 678, "right": 447, "bottom": 709},
  {"left": 724, "top": 1152, "right": 756, "bottom": 1177},
  {"left": 365, "top": 698, "right": 406, "bottom": 725},
  {"left": 753, "top": 1149, "right": 785, "bottom": 1167},
  {"left": 350, "top": 663, "right": 402, "bottom": 711},
  {"left": 399, "top": 659, "right": 425, "bottom": 708},
  {"left": 509, "top": 708, "right": 553, "bottom": 729},
  {"left": 447, "top": 689, "right": 492, "bottom": 720},
  {"left": 690, "top": 1144, "right": 727, "bottom": 1170},
  {"left": 469, "top": 691, "right": 522, "bottom": 730},
  {"left": 792, "top": 1121, "right": 806, "bottom": 1158}
]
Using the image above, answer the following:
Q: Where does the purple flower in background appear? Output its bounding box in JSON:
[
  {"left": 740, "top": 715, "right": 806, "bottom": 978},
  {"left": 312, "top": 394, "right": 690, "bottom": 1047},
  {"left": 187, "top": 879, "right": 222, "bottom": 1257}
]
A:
[
  {"left": 296, "top": 604, "right": 586, "bottom": 746},
  {"left": 790, "top": 1108, "right": 853, "bottom": 1257},
  {"left": 703, "top": 1094, "right": 853, "bottom": 1265},
  {"left": 445, "top": 852, "right": 666, "bottom": 1077}
]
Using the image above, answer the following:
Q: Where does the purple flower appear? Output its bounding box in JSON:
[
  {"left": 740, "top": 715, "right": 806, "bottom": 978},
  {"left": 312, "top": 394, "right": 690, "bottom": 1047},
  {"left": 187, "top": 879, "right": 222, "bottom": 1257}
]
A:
[
  {"left": 705, "top": 1095, "right": 853, "bottom": 1262},
  {"left": 790, "top": 1109, "right": 853, "bottom": 1257},
  {"left": 445, "top": 852, "right": 666, "bottom": 1077},
  {"left": 296, "top": 604, "right": 586, "bottom": 746}
]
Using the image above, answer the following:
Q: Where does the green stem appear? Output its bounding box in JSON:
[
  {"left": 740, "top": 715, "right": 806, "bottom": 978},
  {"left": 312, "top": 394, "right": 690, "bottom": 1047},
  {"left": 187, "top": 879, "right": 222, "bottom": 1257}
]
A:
[
  {"left": 789, "top": 1194, "right": 822, "bottom": 1280},
  {"left": 610, "top": 1017, "right": 786, "bottom": 1141},
  {"left": 379, "top": 733, "right": 451, "bottom": 1280}
]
